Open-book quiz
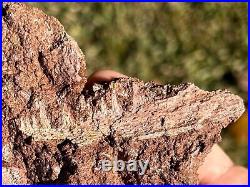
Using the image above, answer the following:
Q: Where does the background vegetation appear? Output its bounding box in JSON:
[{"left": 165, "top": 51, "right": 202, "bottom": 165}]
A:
[{"left": 32, "top": 3, "right": 248, "bottom": 166}]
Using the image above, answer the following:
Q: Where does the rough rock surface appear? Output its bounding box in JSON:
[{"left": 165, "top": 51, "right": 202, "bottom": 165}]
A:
[{"left": 2, "top": 3, "right": 245, "bottom": 184}]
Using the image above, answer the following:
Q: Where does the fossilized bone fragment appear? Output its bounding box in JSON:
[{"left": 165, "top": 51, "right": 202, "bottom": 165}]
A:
[{"left": 2, "top": 3, "right": 245, "bottom": 184}]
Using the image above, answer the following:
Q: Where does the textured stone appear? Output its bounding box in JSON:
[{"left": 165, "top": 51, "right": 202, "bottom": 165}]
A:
[{"left": 2, "top": 3, "right": 245, "bottom": 184}]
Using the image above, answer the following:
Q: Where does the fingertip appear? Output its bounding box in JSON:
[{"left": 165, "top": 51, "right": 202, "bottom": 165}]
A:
[
  {"left": 198, "top": 144, "right": 233, "bottom": 184},
  {"left": 85, "top": 70, "right": 127, "bottom": 90},
  {"left": 89, "top": 70, "right": 126, "bottom": 81},
  {"left": 212, "top": 166, "right": 248, "bottom": 184}
]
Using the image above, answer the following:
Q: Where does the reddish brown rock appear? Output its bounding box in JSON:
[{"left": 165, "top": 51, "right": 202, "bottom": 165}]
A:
[{"left": 2, "top": 3, "right": 245, "bottom": 184}]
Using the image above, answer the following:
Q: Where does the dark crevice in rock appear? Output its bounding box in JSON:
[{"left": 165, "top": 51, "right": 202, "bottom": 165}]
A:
[
  {"left": 55, "top": 139, "right": 78, "bottom": 184},
  {"left": 2, "top": 4, "right": 12, "bottom": 25},
  {"left": 56, "top": 84, "right": 70, "bottom": 100},
  {"left": 56, "top": 160, "right": 77, "bottom": 184},
  {"left": 38, "top": 51, "right": 55, "bottom": 85},
  {"left": 34, "top": 145, "right": 54, "bottom": 183},
  {"left": 27, "top": 89, "right": 35, "bottom": 109},
  {"left": 24, "top": 136, "right": 32, "bottom": 145},
  {"left": 169, "top": 157, "right": 181, "bottom": 171},
  {"left": 2, "top": 4, "right": 9, "bottom": 17},
  {"left": 104, "top": 126, "right": 117, "bottom": 148}
]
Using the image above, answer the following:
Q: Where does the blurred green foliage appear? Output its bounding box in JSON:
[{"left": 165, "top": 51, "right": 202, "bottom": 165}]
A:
[{"left": 31, "top": 3, "right": 248, "bottom": 166}]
